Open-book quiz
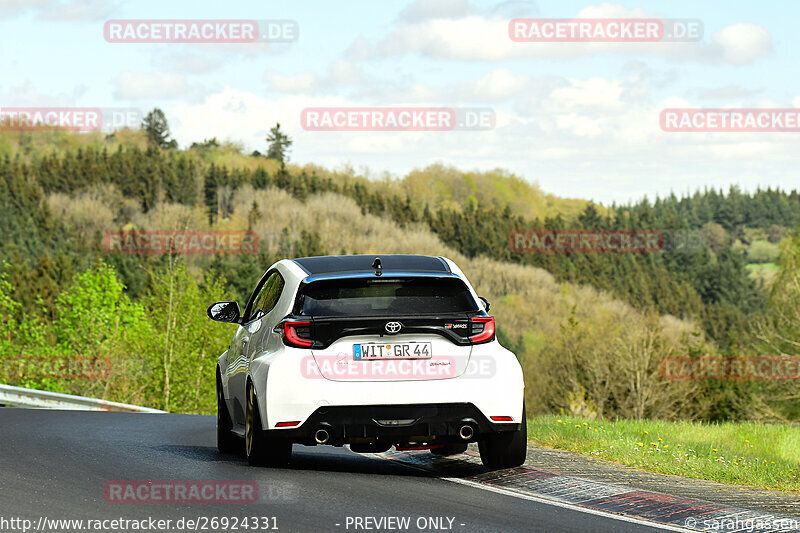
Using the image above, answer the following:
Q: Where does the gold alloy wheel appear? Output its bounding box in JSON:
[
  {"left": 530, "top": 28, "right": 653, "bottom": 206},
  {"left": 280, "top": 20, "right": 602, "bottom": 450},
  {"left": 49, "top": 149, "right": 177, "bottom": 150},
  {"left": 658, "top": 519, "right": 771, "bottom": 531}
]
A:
[
  {"left": 216, "top": 382, "right": 224, "bottom": 433},
  {"left": 246, "top": 385, "right": 254, "bottom": 457}
]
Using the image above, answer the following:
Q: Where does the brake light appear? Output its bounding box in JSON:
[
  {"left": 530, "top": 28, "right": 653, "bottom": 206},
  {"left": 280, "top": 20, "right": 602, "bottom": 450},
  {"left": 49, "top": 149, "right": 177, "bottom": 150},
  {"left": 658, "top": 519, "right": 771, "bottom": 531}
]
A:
[
  {"left": 490, "top": 416, "right": 514, "bottom": 422},
  {"left": 283, "top": 320, "right": 313, "bottom": 347},
  {"left": 275, "top": 421, "right": 300, "bottom": 427},
  {"left": 470, "top": 316, "right": 495, "bottom": 344}
]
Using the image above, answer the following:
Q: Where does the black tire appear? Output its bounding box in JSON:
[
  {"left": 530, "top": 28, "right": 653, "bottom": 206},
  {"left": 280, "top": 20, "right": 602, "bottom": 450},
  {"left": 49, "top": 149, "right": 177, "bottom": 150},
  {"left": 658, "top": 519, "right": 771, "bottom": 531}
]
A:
[
  {"left": 431, "top": 443, "right": 468, "bottom": 456},
  {"left": 478, "top": 403, "right": 527, "bottom": 469},
  {"left": 216, "top": 375, "right": 239, "bottom": 454},
  {"left": 245, "top": 383, "right": 292, "bottom": 467}
]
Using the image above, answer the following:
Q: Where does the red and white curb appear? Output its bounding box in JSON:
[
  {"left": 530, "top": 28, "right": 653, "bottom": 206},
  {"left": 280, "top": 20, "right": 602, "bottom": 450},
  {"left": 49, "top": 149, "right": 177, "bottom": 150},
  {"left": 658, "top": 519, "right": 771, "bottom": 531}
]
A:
[{"left": 377, "top": 449, "right": 800, "bottom": 533}]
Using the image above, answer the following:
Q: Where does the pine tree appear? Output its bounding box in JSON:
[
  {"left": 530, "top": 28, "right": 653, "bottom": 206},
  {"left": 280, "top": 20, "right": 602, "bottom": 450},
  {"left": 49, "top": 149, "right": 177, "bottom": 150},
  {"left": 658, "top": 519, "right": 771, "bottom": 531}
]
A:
[
  {"left": 266, "top": 123, "right": 292, "bottom": 163},
  {"left": 142, "top": 108, "right": 178, "bottom": 150},
  {"left": 203, "top": 165, "right": 218, "bottom": 225}
]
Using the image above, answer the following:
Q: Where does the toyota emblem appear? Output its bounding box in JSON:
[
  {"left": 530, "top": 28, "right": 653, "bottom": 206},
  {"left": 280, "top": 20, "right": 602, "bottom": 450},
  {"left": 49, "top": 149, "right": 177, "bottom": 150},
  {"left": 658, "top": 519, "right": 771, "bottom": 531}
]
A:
[{"left": 384, "top": 321, "right": 402, "bottom": 334}]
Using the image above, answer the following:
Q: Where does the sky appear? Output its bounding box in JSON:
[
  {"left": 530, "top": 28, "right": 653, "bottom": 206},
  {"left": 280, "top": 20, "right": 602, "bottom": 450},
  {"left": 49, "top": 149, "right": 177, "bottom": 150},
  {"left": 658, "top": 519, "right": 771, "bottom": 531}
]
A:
[{"left": 1, "top": 0, "right": 798, "bottom": 204}]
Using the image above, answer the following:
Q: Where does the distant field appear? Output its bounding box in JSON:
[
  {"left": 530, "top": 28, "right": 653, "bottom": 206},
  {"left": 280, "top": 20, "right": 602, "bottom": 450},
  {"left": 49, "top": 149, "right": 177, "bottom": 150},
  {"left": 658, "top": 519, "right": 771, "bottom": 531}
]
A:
[
  {"left": 528, "top": 415, "right": 800, "bottom": 493},
  {"left": 747, "top": 262, "right": 779, "bottom": 282},
  {"left": 747, "top": 262, "right": 778, "bottom": 271}
]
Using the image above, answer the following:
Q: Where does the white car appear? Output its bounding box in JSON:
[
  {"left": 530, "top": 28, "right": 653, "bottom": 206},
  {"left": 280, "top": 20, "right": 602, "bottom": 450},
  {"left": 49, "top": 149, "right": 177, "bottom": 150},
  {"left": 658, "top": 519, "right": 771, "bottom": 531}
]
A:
[{"left": 208, "top": 254, "right": 526, "bottom": 469}]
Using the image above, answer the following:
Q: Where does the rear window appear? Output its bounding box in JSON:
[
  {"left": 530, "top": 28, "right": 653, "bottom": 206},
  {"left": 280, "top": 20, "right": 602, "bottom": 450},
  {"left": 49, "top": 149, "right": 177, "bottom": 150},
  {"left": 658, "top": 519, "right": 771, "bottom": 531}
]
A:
[{"left": 297, "top": 277, "right": 479, "bottom": 317}]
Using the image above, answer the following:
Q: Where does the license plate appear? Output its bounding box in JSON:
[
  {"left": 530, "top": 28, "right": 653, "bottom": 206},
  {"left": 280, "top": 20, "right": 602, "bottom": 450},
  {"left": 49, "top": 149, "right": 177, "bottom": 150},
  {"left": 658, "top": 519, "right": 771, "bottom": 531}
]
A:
[{"left": 353, "top": 342, "right": 432, "bottom": 360}]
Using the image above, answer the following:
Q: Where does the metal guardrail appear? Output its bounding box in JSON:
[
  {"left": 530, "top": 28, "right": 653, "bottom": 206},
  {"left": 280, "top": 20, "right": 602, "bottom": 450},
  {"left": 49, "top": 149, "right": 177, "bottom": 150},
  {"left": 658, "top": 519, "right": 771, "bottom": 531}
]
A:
[{"left": 0, "top": 384, "right": 165, "bottom": 413}]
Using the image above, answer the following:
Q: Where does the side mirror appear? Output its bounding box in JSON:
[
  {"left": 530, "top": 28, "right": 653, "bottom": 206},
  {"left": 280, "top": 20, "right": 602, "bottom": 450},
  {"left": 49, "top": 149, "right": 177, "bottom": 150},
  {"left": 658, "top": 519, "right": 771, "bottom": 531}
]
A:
[
  {"left": 478, "top": 296, "right": 491, "bottom": 312},
  {"left": 207, "top": 301, "right": 241, "bottom": 323}
]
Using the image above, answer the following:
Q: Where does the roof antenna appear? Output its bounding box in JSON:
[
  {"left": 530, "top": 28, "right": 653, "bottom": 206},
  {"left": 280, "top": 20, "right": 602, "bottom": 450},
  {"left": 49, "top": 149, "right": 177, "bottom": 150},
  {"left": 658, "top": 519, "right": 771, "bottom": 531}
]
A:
[{"left": 372, "top": 257, "right": 382, "bottom": 276}]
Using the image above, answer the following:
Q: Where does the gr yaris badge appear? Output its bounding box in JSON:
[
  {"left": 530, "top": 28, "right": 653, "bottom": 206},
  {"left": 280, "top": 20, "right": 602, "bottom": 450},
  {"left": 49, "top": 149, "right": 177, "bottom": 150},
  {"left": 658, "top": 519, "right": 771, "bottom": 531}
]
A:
[{"left": 384, "top": 321, "right": 402, "bottom": 334}]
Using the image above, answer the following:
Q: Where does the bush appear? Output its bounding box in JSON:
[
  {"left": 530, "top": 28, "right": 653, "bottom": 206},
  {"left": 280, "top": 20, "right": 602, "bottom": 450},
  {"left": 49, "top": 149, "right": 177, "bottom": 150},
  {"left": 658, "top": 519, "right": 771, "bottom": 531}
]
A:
[{"left": 748, "top": 240, "right": 779, "bottom": 264}]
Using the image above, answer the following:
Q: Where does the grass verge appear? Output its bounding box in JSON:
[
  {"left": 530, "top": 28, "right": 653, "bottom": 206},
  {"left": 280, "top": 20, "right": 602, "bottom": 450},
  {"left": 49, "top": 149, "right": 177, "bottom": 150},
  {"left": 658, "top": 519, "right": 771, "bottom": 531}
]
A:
[{"left": 527, "top": 415, "right": 800, "bottom": 493}]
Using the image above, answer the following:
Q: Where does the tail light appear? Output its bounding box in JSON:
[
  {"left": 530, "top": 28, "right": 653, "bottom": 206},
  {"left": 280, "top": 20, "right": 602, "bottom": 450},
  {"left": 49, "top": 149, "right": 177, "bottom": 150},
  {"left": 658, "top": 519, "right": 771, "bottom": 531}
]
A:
[
  {"left": 470, "top": 316, "right": 495, "bottom": 344},
  {"left": 283, "top": 320, "right": 313, "bottom": 348}
]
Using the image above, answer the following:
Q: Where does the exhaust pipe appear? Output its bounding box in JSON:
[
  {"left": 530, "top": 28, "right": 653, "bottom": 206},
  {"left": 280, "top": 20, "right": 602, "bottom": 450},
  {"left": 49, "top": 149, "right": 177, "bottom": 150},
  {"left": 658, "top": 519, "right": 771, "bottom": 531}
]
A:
[
  {"left": 458, "top": 424, "right": 474, "bottom": 441},
  {"left": 315, "top": 428, "right": 330, "bottom": 444}
]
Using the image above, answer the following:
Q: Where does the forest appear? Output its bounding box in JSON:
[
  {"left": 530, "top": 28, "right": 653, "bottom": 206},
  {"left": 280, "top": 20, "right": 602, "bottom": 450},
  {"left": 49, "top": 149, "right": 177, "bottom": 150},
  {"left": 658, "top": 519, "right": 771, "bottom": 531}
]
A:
[{"left": 0, "top": 117, "right": 798, "bottom": 421}]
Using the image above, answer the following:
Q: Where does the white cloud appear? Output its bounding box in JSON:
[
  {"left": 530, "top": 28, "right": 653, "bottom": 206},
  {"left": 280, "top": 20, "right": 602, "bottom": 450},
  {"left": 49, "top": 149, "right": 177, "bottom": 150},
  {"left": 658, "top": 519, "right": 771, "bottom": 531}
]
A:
[
  {"left": 38, "top": 0, "right": 116, "bottom": 21},
  {"left": 0, "top": 81, "right": 85, "bottom": 106},
  {"left": 460, "top": 68, "right": 531, "bottom": 100},
  {"left": 163, "top": 85, "right": 800, "bottom": 204},
  {"left": 150, "top": 42, "right": 282, "bottom": 75},
  {"left": 555, "top": 114, "right": 603, "bottom": 136},
  {"left": 112, "top": 72, "right": 190, "bottom": 100},
  {"left": 542, "top": 77, "right": 626, "bottom": 114},
  {"left": 690, "top": 84, "right": 763, "bottom": 100},
  {"left": 344, "top": 37, "right": 373, "bottom": 61},
  {"left": 0, "top": 0, "right": 116, "bottom": 20},
  {"left": 575, "top": 3, "right": 649, "bottom": 18},
  {"left": 0, "top": 0, "right": 54, "bottom": 17},
  {"left": 356, "top": 3, "right": 773, "bottom": 65},
  {"left": 376, "top": 15, "right": 513, "bottom": 61},
  {"left": 489, "top": 1, "right": 539, "bottom": 18},
  {"left": 264, "top": 72, "right": 320, "bottom": 93},
  {"left": 153, "top": 51, "right": 225, "bottom": 76},
  {"left": 399, "top": 0, "right": 474, "bottom": 22},
  {"left": 264, "top": 60, "right": 535, "bottom": 104},
  {"left": 264, "top": 59, "right": 366, "bottom": 94},
  {"left": 710, "top": 23, "right": 773, "bottom": 65}
]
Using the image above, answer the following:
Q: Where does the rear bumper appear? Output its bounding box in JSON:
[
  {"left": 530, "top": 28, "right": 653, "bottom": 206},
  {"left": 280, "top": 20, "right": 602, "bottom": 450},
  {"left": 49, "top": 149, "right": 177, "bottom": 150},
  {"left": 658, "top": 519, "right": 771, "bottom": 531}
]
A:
[
  {"left": 266, "top": 403, "right": 518, "bottom": 445},
  {"left": 249, "top": 341, "right": 525, "bottom": 433}
]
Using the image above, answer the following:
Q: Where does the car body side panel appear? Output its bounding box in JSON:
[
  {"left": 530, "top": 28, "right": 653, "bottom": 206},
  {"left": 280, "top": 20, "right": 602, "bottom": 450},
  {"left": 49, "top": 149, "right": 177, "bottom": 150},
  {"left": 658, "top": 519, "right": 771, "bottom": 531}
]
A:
[
  {"left": 246, "top": 260, "right": 309, "bottom": 426},
  {"left": 219, "top": 260, "right": 305, "bottom": 427}
]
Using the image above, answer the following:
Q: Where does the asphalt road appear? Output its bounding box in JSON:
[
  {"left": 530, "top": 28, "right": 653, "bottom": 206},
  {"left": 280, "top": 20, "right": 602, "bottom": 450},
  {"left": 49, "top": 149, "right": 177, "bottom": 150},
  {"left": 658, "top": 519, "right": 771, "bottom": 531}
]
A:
[{"left": 0, "top": 409, "right": 668, "bottom": 533}]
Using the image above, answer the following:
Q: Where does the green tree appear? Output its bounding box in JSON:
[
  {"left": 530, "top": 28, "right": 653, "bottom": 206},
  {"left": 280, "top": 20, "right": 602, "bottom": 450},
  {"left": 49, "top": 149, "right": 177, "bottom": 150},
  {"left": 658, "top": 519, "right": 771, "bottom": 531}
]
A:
[
  {"left": 748, "top": 240, "right": 779, "bottom": 264},
  {"left": 142, "top": 108, "right": 178, "bottom": 150},
  {"left": 52, "top": 263, "right": 152, "bottom": 399},
  {"left": 700, "top": 222, "right": 727, "bottom": 254},
  {"left": 764, "top": 228, "right": 800, "bottom": 356},
  {"left": 755, "top": 227, "right": 800, "bottom": 418},
  {"left": 142, "top": 260, "right": 231, "bottom": 413},
  {"left": 577, "top": 203, "right": 603, "bottom": 229},
  {"left": 252, "top": 167, "right": 270, "bottom": 189},
  {"left": 266, "top": 123, "right": 292, "bottom": 163},
  {"left": 203, "top": 165, "right": 218, "bottom": 225},
  {"left": 0, "top": 265, "right": 20, "bottom": 345}
]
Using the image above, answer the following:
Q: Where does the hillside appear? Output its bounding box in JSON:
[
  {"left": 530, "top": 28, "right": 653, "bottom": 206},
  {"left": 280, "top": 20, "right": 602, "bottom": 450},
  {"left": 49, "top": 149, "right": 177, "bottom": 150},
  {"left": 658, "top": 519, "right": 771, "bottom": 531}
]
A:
[
  {"left": 35, "top": 180, "right": 703, "bottom": 418},
  {"left": 400, "top": 164, "right": 594, "bottom": 220},
  {"left": 0, "top": 128, "right": 798, "bottom": 421}
]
